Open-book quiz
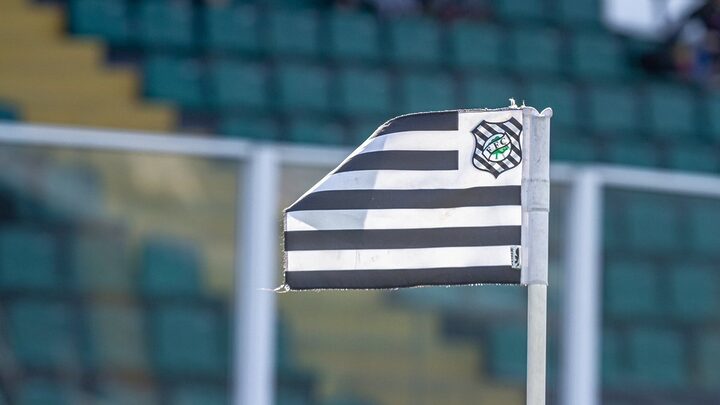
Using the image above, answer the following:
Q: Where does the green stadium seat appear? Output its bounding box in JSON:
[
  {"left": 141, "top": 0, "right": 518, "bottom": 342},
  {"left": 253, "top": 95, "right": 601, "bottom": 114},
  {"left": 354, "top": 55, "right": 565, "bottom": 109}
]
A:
[
  {"left": 43, "top": 165, "right": 103, "bottom": 219},
  {"left": 604, "top": 261, "right": 659, "bottom": 318},
  {"left": 9, "top": 300, "right": 77, "bottom": 369},
  {"left": 463, "top": 75, "right": 517, "bottom": 108},
  {"left": 70, "top": 230, "right": 130, "bottom": 294},
  {"left": 85, "top": 304, "right": 146, "bottom": 371},
  {"left": 526, "top": 80, "right": 578, "bottom": 128},
  {"left": 288, "top": 119, "right": 346, "bottom": 144},
  {"left": 326, "top": 11, "right": 381, "bottom": 62},
  {"left": 550, "top": 135, "right": 598, "bottom": 162},
  {"left": 203, "top": 4, "right": 259, "bottom": 53},
  {"left": 605, "top": 140, "right": 661, "bottom": 167},
  {"left": 496, "top": 0, "right": 547, "bottom": 21},
  {"left": 400, "top": 72, "right": 456, "bottom": 112},
  {"left": 0, "top": 101, "right": 20, "bottom": 121},
  {"left": 646, "top": 84, "right": 698, "bottom": 139},
  {"left": 557, "top": 0, "right": 601, "bottom": 26},
  {"left": 275, "top": 64, "right": 330, "bottom": 112},
  {"left": 149, "top": 304, "right": 226, "bottom": 375},
  {"left": 569, "top": 32, "right": 626, "bottom": 79},
  {"left": 336, "top": 68, "right": 392, "bottom": 116},
  {"left": 68, "top": 0, "right": 130, "bottom": 44},
  {"left": 220, "top": 116, "right": 280, "bottom": 140},
  {"left": 96, "top": 380, "right": 158, "bottom": 405},
  {"left": 625, "top": 195, "right": 679, "bottom": 251},
  {"left": 689, "top": 201, "right": 720, "bottom": 254},
  {"left": 17, "top": 379, "right": 70, "bottom": 405},
  {"left": 0, "top": 227, "right": 58, "bottom": 291},
  {"left": 448, "top": 23, "right": 502, "bottom": 70},
  {"left": 488, "top": 324, "right": 526, "bottom": 382},
  {"left": 170, "top": 385, "right": 227, "bottom": 405},
  {"left": 509, "top": 28, "right": 561, "bottom": 74},
  {"left": 668, "top": 266, "right": 719, "bottom": 321},
  {"left": 666, "top": 143, "right": 718, "bottom": 172},
  {"left": 140, "top": 238, "right": 201, "bottom": 297},
  {"left": 587, "top": 85, "right": 640, "bottom": 135},
  {"left": 208, "top": 61, "right": 268, "bottom": 109},
  {"left": 627, "top": 328, "right": 686, "bottom": 387},
  {"left": 387, "top": 17, "right": 442, "bottom": 66},
  {"left": 697, "top": 333, "right": 720, "bottom": 388},
  {"left": 705, "top": 94, "right": 720, "bottom": 143},
  {"left": 135, "top": 0, "right": 194, "bottom": 49},
  {"left": 266, "top": 9, "right": 319, "bottom": 57},
  {"left": 144, "top": 57, "right": 205, "bottom": 108},
  {"left": 602, "top": 330, "right": 626, "bottom": 387}
]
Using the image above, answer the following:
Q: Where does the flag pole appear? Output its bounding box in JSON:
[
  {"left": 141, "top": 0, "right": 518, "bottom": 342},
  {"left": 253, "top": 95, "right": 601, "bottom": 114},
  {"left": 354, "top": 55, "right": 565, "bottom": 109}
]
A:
[{"left": 521, "top": 107, "right": 552, "bottom": 405}]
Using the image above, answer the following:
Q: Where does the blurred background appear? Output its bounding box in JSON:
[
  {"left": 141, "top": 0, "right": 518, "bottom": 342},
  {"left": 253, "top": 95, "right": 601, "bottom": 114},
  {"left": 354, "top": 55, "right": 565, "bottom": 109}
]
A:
[{"left": 1, "top": 0, "right": 720, "bottom": 404}]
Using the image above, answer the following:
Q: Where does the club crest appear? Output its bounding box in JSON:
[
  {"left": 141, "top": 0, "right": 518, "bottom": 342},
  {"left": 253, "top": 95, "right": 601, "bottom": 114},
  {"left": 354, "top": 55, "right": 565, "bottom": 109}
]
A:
[{"left": 471, "top": 117, "right": 523, "bottom": 178}]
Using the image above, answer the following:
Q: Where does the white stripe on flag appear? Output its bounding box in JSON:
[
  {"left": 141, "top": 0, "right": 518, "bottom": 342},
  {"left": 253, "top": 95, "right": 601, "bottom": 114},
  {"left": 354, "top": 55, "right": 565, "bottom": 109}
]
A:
[
  {"left": 360, "top": 130, "right": 461, "bottom": 154},
  {"left": 286, "top": 206, "right": 522, "bottom": 231},
  {"left": 286, "top": 245, "right": 512, "bottom": 271}
]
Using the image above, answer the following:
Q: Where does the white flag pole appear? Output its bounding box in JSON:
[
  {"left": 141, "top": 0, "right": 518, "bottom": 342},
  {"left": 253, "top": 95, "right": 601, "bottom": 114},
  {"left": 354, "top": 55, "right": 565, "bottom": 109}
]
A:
[{"left": 521, "top": 107, "right": 552, "bottom": 405}]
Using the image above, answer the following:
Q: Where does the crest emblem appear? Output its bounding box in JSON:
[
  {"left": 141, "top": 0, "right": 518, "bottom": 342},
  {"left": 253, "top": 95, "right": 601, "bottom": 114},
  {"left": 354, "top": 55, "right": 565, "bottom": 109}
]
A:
[{"left": 471, "top": 117, "right": 523, "bottom": 178}]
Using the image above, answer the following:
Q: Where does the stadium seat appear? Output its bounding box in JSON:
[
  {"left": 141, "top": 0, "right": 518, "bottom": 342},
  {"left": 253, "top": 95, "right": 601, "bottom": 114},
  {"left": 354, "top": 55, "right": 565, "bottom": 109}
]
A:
[
  {"left": 689, "top": 201, "right": 720, "bottom": 254},
  {"left": 387, "top": 17, "right": 442, "bottom": 66},
  {"left": 668, "top": 266, "right": 719, "bottom": 321},
  {"left": 400, "top": 72, "right": 456, "bottom": 112},
  {"left": 625, "top": 195, "right": 680, "bottom": 251},
  {"left": 605, "top": 140, "right": 661, "bottom": 167},
  {"left": 587, "top": 85, "right": 640, "bottom": 135},
  {"left": 275, "top": 64, "right": 330, "bottom": 112},
  {"left": 602, "top": 330, "right": 626, "bottom": 387},
  {"left": 526, "top": 80, "right": 579, "bottom": 128},
  {"left": 266, "top": 9, "right": 320, "bottom": 57},
  {"left": 17, "top": 379, "right": 71, "bottom": 405},
  {"left": 448, "top": 23, "right": 502, "bottom": 70},
  {"left": 170, "top": 385, "right": 227, "bottom": 405},
  {"left": 705, "top": 94, "right": 720, "bottom": 143},
  {"left": 85, "top": 304, "right": 146, "bottom": 372},
  {"left": 220, "top": 116, "right": 280, "bottom": 140},
  {"left": 488, "top": 324, "right": 526, "bottom": 382},
  {"left": 568, "top": 32, "right": 626, "bottom": 79},
  {"left": 556, "top": 0, "right": 601, "bottom": 27},
  {"left": 697, "top": 333, "right": 720, "bottom": 388},
  {"left": 42, "top": 165, "right": 104, "bottom": 219},
  {"left": 288, "top": 119, "right": 346, "bottom": 144},
  {"left": 496, "top": 0, "right": 547, "bottom": 22},
  {"left": 208, "top": 61, "right": 268, "bottom": 109},
  {"left": 149, "top": 304, "right": 227, "bottom": 375},
  {"left": 326, "top": 11, "right": 381, "bottom": 62},
  {"left": 70, "top": 230, "right": 130, "bottom": 294},
  {"left": 9, "top": 300, "right": 77, "bottom": 369},
  {"left": 627, "top": 328, "right": 687, "bottom": 387},
  {"left": 462, "top": 75, "right": 518, "bottom": 108},
  {"left": 604, "top": 260, "right": 659, "bottom": 319},
  {"left": 646, "top": 84, "right": 699, "bottom": 139},
  {"left": 349, "top": 116, "right": 394, "bottom": 144},
  {"left": 666, "top": 142, "right": 718, "bottom": 172},
  {"left": 140, "top": 237, "right": 202, "bottom": 297},
  {"left": 509, "top": 28, "right": 561, "bottom": 74},
  {"left": 96, "top": 380, "right": 159, "bottom": 405},
  {"left": 144, "top": 56, "right": 206, "bottom": 108},
  {"left": 336, "top": 68, "right": 392, "bottom": 116},
  {"left": 203, "top": 4, "right": 260, "bottom": 53},
  {"left": 0, "top": 227, "right": 58, "bottom": 291},
  {"left": 135, "top": 0, "right": 194, "bottom": 49},
  {"left": 550, "top": 135, "right": 598, "bottom": 162},
  {"left": 68, "top": 0, "right": 130, "bottom": 44},
  {"left": 0, "top": 101, "right": 20, "bottom": 121}
]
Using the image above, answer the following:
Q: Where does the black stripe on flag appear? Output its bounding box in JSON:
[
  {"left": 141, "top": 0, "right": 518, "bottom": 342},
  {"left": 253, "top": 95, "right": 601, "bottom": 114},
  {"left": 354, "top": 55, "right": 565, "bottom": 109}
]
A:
[
  {"left": 285, "top": 266, "right": 520, "bottom": 289},
  {"left": 335, "top": 151, "right": 458, "bottom": 173},
  {"left": 374, "top": 111, "right": 458, "bottom": 137},
  {"left": 286, "top": 186, "right": 521, "bottom": 211},
  {"left": 285, "top": 226, "right": 520, "bottom": 251}
]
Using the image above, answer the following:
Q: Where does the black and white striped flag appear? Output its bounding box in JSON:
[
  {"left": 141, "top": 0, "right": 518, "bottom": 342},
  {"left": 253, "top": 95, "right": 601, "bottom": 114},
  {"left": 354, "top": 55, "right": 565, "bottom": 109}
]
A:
[{"left": 283, "top": 108, "right": 532, "bottom": 290}]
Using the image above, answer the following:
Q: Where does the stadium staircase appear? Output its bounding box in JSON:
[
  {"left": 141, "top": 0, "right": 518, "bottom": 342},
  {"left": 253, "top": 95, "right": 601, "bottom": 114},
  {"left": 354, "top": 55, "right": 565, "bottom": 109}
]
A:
[{"left": 0, "top": 0, "right": 173, "bottom": 131}]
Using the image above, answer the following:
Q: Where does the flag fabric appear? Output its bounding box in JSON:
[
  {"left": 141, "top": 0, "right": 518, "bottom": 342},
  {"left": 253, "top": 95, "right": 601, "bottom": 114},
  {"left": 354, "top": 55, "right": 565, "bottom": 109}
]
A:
[{"left": 283, "top": 108, "right": 526, "bottom": 290}]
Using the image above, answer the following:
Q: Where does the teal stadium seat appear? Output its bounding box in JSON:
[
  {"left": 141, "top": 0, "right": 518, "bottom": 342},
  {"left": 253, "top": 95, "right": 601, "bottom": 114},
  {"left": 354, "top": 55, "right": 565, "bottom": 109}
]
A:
[
  {"left": 150, "top": 304, "right": 226, "bottom": 375},
  {"left": 668, "top": 265, "right": 719, "bottom": 321},
  {"left": 140, "top": 238, "right": 201, "bottom": 296},
  {"left": 509, "top": 28, "right": 561, "bottom": 74},
  {"left": 605, "top": 140, "right": 661, "bottom": 167},
  {"left": 666, "top": 142, "right": 718, "bottom": 172},
  {"left": 135, "top": 0, "right": 194, "bottom": 49},
  {"left": 706, "top": 94, "right": 720, "bottom": 143},
  {"left": 448, "top": 23, "right": 502, "bottom": 70},
  {"left": 70, "top": 230, "right": 130, "bottom": 294},
  {"left": 400, "top": 72, "right": 455, "bottom": 112},
  {"left": 144, "top": 57, "right": 205, "bottom": 108},
  {"left": 0, "top": 101, "right": 20, "bottom": 121},
  {"left": 43, "top": 165, "right": 103, "bottom": 219},
  {"left": 85, "top": 304, "right": 146, "bottom": 372},
  {"left": 69, "top": 0, "right": 129, "bottom": 44},
  {"left": 604, "top": 261, "right": 659, "bottom": 319},
  {"left": 569, "top": 32, "right": 626, "bottom": 79},
  {"left": 327, "top": 11, "right": 381, "bottom": 62},
  {"left": 208, "top": 61, "right": 268, "bottom": 110},
  {"left": 689, "top": 201, "right": 720, "bottom": 254},
  {"left": 587, "top": 85, "right": 639, "bottom": 135},
  {"left": 646, "top": 84, "right": 699, "bottom": 139},
  {"left": 557, "top": 0, "right": 601, "bottom": 26},
  {"left": 0, "top": 227, "right": 58, "bottom": 291},
  {"left": 602, "top": 330, "right": 626, "bottom": 387},
  {"left": 170, "top": 385, "right": 227, "bottom": 405},
  {"left": 627, "top": 328, "right": 687, "bottom": 387},
  {"left": 698, "top": 333, "right": 720, "bottom": 388},
  {"left": 288, "top": 119, "right": 346, "bottom": 144},
  {"left": 220, "top": 116, "right": 280, "bottom": 140},
  {"left": 276, "top": 64, "right": 330, "bottom": 112},
  {"left": 17, "top": 379, "right": 70, "bottom": 405},
  {"left": 9, "top": 300, "right": 77, "bottom": 369},
  {"left": 496, "top": 0, "right": 547, "bottom": 22},
  {"left": 488, "top": 324, "right": 526, "bottom": 382},
  {"left": 526, "top": 80, "right": 579, "bottom": 129},
  {"left": 266, "top": 9, "right": 319, "bottom": 57},
  {"left": 95, "top": 380, "right": 158, "bottom": 405},
  {"left": 336, "top": 68, "right": 392, "bottom": 116},
  {"left": 625, "top": 195, "right": 679, "bottom": 251},
  {"left": 203, "top": 4, "right": 259, "bottom": 53},
  {"left": 462, "top": 75, "right": 517, "bottom": 108},
  {"left": 387, "top": 17, "right": 442, "bottom": 66}
]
